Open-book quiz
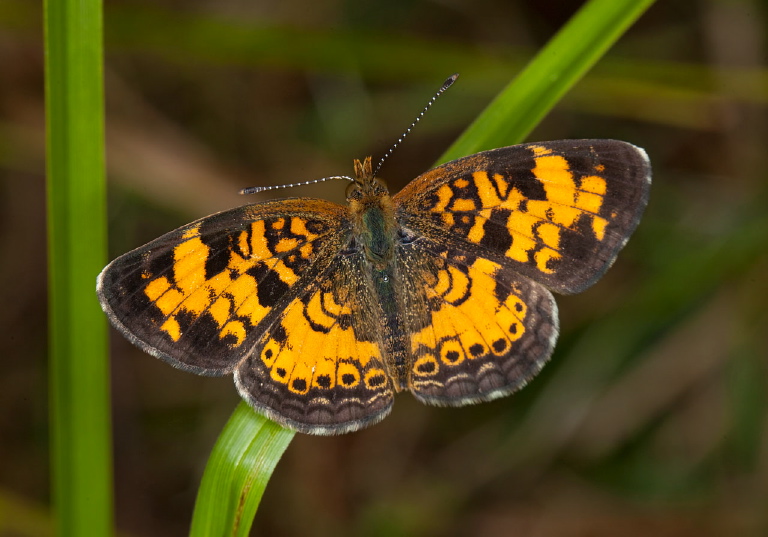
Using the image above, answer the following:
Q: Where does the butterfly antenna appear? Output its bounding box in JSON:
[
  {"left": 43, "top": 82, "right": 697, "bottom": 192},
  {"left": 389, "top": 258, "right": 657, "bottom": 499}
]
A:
[
  {"left": 240, "top": 175, "right": 355, "bottom": 195},
  {"left": 372, "top": 73, "right": 458, "bottom": 179}
]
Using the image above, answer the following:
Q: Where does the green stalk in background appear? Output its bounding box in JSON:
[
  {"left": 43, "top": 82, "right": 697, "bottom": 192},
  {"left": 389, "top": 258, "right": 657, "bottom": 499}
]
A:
[
  {"left": 44, "top": 0, "right": 113, "bottom": 535},
  {"left": 190, "top": 0, "right": 656, "bottom": 533}
]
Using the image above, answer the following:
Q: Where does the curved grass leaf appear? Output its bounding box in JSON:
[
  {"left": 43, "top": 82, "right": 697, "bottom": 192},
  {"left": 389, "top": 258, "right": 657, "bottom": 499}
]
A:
[{"left": 190, "top": 403, "right": 295, "bottom": 537}]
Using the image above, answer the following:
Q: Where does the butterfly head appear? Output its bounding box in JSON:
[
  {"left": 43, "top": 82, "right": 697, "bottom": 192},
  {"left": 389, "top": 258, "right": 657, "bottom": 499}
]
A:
[{"left": 346, "top": 156, "right": 390, "bottom": 203}]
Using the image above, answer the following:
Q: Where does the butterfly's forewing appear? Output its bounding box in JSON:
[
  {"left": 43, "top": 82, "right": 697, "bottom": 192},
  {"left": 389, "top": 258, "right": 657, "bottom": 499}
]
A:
[
  {"left": 97, "top": 198, "right": 350, "bottom": 375},
  {"left": 394, "top": 140, "right": 651, "bottom": 294}
]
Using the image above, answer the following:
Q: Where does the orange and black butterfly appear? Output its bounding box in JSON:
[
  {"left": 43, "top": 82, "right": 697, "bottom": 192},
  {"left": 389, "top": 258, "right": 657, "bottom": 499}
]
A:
[{"left": 98, "top": 77, "right": 651, "bottom": 435}]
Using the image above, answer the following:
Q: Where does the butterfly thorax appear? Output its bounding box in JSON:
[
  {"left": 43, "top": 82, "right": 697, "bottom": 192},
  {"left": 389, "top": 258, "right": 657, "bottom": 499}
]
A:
[{"left": 347, "top": 157, "right": 398, "bottom": 270}]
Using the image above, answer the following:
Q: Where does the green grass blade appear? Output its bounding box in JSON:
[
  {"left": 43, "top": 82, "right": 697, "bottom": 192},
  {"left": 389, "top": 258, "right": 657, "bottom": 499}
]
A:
[
  {"left": 44, "top": 0, "right": 113, "bottom": 535},
  {"left": 190, "top": 403, "right": 295, "bottom": 536},
  {"left": 441, "top": 0, "right": 656, "bottom": 162}
]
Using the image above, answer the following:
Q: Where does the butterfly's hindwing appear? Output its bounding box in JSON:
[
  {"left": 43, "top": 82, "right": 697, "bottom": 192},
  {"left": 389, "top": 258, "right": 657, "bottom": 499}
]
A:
[
  {"left": 396, "top": 238, "right": 558, "bottom": 405},
  {"left": 235, "top": 250, "right": 394, "bottom": 434}
]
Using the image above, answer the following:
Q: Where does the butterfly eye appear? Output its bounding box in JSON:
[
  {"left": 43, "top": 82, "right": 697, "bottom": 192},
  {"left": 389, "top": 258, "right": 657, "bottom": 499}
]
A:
[
  {"left": 346, "top": 181, "right": 362, "bottom": 200},
  {"left": 373, "top": 177, "right": 389, "bottom": 193}
]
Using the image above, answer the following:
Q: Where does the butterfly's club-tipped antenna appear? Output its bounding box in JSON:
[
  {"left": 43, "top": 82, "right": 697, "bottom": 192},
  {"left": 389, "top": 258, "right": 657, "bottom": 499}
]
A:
[{"left": 372, "top": 73, "right": 458, "bottom": 178}]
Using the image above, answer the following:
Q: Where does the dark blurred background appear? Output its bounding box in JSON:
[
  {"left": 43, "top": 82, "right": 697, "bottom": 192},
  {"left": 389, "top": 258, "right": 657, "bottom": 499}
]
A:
[{"left": 1, "top": 0, "right": 767, "bottom": 535}]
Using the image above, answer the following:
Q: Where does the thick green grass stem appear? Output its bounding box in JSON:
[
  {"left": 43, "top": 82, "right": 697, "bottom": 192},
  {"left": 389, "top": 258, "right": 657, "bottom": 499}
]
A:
[
  {"left": 441, "top": 0, "right": 657, "bottom": 162},
  {"left": 44, "top": 0, "right": 113, "bottom": 535}
]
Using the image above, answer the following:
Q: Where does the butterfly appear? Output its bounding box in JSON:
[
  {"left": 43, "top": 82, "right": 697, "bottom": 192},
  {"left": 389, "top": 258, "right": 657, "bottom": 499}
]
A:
[{"left": 97, "top": 134, "right": 650, "bottom": 435}]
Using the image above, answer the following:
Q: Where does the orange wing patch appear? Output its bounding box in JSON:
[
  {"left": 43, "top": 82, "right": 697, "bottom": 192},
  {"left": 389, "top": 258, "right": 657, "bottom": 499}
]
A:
[
  {"left": 528, "top": 144, "right": 608, "bottom": 239},
  {"left": 256, "top": 293, "right": 385, "bottom": 394}
]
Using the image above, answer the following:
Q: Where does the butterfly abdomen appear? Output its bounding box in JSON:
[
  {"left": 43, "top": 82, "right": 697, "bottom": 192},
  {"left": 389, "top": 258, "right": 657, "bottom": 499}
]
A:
[{"left": 367, "top": 267, "right": 409, "bottom": 390}]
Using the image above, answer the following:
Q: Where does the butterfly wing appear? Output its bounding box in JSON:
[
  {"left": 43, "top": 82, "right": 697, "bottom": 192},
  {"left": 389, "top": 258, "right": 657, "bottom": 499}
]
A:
[
  {"left": 395, "top": 237, "right": 557, "bottom": 405},
  {"left": 394, "top": 140, "right": 651, "bottom": 294},
  {"left": 97, "top": 198, "right": 351, "bottom": 375},
  {"left": 235, "top": 251, "right": 395, "bottom": 434}
]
